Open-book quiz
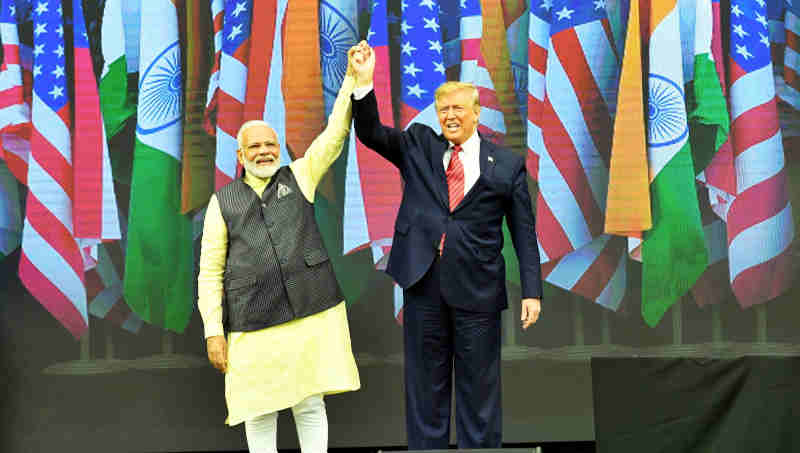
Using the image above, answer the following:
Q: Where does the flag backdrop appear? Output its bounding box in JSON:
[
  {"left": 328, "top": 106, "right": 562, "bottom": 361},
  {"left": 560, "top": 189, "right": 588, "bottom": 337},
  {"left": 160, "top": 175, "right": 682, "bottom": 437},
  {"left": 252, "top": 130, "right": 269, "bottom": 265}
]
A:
[{"left": 2, "top": 0, "right": 799, "bottom": 335}]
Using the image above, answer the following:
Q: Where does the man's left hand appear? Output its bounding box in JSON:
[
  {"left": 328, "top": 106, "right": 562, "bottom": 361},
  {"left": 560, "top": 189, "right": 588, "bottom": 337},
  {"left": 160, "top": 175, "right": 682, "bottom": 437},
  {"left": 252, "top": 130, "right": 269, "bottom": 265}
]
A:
[{"left": 521, "top": 298, "right": 541, "bottom": 330}]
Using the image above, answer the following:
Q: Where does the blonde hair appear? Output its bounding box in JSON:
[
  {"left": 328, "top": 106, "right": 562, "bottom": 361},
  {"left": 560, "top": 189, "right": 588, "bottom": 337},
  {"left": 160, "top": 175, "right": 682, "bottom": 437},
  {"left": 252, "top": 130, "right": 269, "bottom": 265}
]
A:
[
  {"left": 236, "top": 120, "right": 274, "bottom": 150},
  {"left": 434, "top": 81, "right": 480, "bottom": 111}
]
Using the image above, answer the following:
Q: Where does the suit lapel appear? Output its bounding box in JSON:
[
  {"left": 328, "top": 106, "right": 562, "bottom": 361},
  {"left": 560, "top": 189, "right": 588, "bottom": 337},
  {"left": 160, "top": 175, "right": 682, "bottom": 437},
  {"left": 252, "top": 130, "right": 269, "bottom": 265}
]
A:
[{"left": 432, "top": 138, "right": 450, "bottom": 209}]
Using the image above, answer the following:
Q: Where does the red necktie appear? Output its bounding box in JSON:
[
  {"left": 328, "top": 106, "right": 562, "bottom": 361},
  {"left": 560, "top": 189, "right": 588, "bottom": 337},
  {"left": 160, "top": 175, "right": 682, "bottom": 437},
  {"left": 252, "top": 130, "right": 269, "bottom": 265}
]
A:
[{"left": 440, "top": 145, "right": 464, "bottom": 254}]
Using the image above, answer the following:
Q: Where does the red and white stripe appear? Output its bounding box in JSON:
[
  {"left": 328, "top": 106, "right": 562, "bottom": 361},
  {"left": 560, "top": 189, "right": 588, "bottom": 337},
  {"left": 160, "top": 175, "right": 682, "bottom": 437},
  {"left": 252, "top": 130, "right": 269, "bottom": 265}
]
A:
[
  {"left": 19, "top": 94, "right": 88, "bottom": 338},
  {"left": 727, "top": 61, "right": 795, "bottom": 307},
  {"left": 535, "top": 13, "right": 616, "bottom": 262},
  {"left": 781, "top": 8, "right": 800, "bottom": 110},
  {"left": 459, "top": 6, "right": 506, "bottom": 143},
  {"left": 527, "top": 7, "right": 626, "bottom": 310},
  {"left": 0, "top": 13, "right": 31, "bottom": 184}
]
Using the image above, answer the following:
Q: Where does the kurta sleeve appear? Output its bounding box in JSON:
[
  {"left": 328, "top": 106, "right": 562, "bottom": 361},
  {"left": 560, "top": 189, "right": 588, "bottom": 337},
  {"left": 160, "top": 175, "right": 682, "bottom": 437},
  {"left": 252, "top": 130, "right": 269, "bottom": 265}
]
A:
[
  {"left": 197, "top": 194, "right": 228, "bottom": 338},
  {"left": 290, "top": 75, "right": 356, "bottom": 201}
]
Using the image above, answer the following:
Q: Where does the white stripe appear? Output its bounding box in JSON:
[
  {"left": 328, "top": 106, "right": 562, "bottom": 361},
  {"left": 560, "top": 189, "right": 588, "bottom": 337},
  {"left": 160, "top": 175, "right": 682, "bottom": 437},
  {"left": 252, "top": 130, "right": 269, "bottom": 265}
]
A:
[
  {"left": 574, "top": 20, "right": 618, "bottom": 110},
  {"left": 729, "top": 65, "right": 775, "bottom": 120},
  {"left": 528, "top": 66, "right": 545, "bottom": 100},
  {"left": 526, "top": 119, "right": 544, "bottom": 157},
  {"left": 342, "top": 132, "right": 370, "bottom": 254},
  {"left": 393, "top": 284, "right": 404, "bottom": 318},
  {"left": 0, "top": 23, "right": 20, "bottom": 45},
  {"left": 460, "top": 15, "right": 482, "bottom": 40},
  {"left": 545, "top": 47, "right": 609, "bottom": 214},
  {"left": 21, "top": 219, "right": 87, "bottom": 316},
  {"left": 735, "top": 130, "right": 784, "bottom": 193},
  {"left": 121, "top": 0, "right": 141, "bottom": 72},
  {"left": 538, "top": 148, "right": 593, "bottom": 251},
  {"left": 537, "top": 238, "right": 549, "bottom": 263},
  {"left": 788, "top": 10, "right": 800, "bottom": 31},
  {"left": 27, "top": 157, "right": 73, "bottom": 231},
  {"left": 406, "top": 102, "right": 441, "bottom": 132},
  {"left": 264, "top": 0, "right": 291, "bottom": 166},
  {"left": 780, "top": 79, "right": 800, "bottom": 111},
  {"left": 0, "top": 103, "right": 28, "bottom": 130},
  {"left": 649, "top": 7, "right": 684, "bottom": 92},
  {"left": 546, "top": 235, "right": 609, "bottom": 289},
  {"left": 0, "top": 63, "right": 24, "bottom": 92},
  {"left": 219, "top": 52, "right": 247, "bottom": 104},
  {"left": 100, "top": 0, "right": 125, "bottom": 78},
  {"left": 595, "top": 249, "right": 626, "bottom": 311},
  {"left": 703, "top": 219, "right": 727, "bottom": 265},
  {"left": 205, "top": 72, "right": 220, "bottom": 109},
  {"left": 729, "top": 202, "right": 794, "bottom": 279},
  {"left": 216, "top": 127, "right": 238, "bottom": 180},
  {"left": 528, "top": 13, "right": 550, "bottom": 49},
  {"left": 785, "top": 46, "right": 799, "bottom": 78},
  {"left": 99, "top": 123, "right": 121, "bottom": 239},
  {"left": 32, "top": 93, "right": 71, "bottom": 163}
]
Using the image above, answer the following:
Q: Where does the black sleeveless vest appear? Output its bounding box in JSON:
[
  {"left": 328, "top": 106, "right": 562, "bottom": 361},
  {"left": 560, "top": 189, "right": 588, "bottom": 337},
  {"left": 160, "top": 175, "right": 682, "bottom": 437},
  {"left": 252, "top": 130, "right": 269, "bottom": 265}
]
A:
[{"left": 216, "top": 167, "right": 343, "bottom": 332}]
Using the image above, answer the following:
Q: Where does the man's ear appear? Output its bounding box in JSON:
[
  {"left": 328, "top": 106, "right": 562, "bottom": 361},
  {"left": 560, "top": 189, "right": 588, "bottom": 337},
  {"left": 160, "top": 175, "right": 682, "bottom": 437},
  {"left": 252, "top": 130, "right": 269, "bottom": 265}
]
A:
[{"left": 236, "top": 149, "right": 244, "bottom": 165}]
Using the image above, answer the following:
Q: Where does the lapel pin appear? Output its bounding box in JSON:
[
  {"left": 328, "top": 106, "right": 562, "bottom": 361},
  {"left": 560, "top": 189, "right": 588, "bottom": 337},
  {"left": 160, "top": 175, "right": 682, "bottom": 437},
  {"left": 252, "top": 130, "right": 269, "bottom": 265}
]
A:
[{"left": 488, "top": 156, "right": 494, "bottom": 163}]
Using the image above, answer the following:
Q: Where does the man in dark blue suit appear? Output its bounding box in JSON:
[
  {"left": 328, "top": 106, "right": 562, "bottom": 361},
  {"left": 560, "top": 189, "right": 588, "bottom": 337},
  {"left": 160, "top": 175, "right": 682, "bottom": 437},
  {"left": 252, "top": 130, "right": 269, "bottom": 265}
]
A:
[{"left": 348, "top": 42, "right": 542, "bottom": 450}]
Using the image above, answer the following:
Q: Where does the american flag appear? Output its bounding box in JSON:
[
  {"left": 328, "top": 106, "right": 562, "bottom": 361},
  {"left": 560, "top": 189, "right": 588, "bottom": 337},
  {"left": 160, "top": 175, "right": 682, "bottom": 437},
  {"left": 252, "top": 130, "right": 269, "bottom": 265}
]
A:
[
  {"left": 529, "top": 0, "right": 626, "bottom": 310},
  {"left": 782, "top": 3, "right": 800, "bottom": 110},
  {"left": 398, "top": 0, "right": 445, "bottom": 130},
  {"left": 19, "top": 0, "right": 89, "bottom": 338},
  {"left": 0, "top": 0, "right": 31, "bottom": 184},
  {"left": 726, "top": 0, "right": 795, "bottom": 307},
  {"left": 459, "top": 0, "right": 506, "bottom": 143},
  {"left": 204, "top": 0, "right": 287, "bottom": 189},
  {"left": 204, "top": 0, "right": 251, "bottom": 188}
]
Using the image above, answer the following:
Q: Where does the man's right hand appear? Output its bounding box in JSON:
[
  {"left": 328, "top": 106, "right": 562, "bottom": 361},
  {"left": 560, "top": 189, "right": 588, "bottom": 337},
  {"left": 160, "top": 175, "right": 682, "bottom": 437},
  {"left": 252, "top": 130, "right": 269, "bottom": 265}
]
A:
[
  {"left": 348, "top": 40, "right": 375, "bottom": 87},
  {"left": 206, "top": 335, "right": 228, "bottom": 373}
]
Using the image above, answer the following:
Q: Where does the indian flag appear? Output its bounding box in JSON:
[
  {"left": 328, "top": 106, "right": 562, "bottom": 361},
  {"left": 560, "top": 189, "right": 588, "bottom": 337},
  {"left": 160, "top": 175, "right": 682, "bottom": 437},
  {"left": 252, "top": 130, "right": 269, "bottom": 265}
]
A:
[
  {"left": 123, "top": 0, "right": 194, "bottom": 333},
  {"left": 99, "top": 0, "right": 136, "bottom": 138},
  {"left": 641, "top": 0, "right": 708, "bottom": 327}
]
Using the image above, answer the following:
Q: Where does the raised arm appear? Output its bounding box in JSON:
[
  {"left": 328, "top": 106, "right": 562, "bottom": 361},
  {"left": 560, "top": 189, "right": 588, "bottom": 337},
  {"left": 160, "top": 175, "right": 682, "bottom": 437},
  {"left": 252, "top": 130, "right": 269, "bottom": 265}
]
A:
[
  {"left": 290, "top": 71, "right": 356, "bottom": 201},
  {"left": 349, "top": 41, "right": 407, "bottom": 169}
]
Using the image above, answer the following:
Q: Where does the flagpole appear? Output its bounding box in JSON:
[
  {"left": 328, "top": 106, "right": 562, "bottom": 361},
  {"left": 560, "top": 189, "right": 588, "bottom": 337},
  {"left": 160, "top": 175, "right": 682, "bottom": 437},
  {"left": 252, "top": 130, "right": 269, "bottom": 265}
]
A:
[
  {"left": 131, "top": 329, "right": 206, "bottom": 370},
  {"left": 43, "top": 321, "right": 130, "bottom": 375}
]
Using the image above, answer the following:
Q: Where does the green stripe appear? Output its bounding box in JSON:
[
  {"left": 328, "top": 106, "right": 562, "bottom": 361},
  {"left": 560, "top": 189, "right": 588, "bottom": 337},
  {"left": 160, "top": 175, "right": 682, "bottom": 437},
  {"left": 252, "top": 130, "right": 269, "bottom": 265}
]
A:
[
  {"left": 687, "top": 53, "right": 730, "bottom": 173},
  {"left": 642, "top": 142, "right": 708, "bottom": 327},
  {"left": 123, "top": 139, "right": 194, "bottom": 332},
  {"left": 99, "top": 57, "right": 136, "bottom": 138}
]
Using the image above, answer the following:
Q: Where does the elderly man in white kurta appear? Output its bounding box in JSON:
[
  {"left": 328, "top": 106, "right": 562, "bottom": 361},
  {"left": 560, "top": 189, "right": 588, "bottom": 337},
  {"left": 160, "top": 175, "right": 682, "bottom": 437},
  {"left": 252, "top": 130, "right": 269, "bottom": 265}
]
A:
[{"left": 198, "top": 72, "right": 360, "bottom": 453}]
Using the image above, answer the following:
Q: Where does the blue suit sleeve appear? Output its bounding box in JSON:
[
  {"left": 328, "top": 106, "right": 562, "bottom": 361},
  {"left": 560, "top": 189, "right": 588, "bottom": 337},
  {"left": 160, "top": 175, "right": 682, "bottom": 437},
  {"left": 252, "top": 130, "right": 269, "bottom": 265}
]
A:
[{"left": 506, "top": 157, "right": 543, "bottom": 299}]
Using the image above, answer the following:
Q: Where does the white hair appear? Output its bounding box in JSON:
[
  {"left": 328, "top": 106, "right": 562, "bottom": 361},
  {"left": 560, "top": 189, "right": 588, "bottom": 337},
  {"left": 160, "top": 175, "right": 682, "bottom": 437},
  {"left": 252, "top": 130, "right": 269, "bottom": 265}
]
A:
[{"left": 236, "top": 120, "right": 274, "bottom": 150}]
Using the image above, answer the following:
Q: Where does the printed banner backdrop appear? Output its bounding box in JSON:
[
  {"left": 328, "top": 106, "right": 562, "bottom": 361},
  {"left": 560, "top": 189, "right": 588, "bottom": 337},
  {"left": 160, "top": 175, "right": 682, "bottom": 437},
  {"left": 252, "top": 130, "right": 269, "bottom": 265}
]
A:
[{"left": 2, "top": 0, "right": 800, "bottom": 451}]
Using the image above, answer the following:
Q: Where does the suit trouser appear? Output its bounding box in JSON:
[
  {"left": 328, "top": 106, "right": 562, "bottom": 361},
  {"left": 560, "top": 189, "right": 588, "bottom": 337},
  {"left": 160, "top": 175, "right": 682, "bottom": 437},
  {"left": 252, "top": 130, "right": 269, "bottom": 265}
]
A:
[{"left": 403, "top": 255, "right": 503, "bottom": 450}]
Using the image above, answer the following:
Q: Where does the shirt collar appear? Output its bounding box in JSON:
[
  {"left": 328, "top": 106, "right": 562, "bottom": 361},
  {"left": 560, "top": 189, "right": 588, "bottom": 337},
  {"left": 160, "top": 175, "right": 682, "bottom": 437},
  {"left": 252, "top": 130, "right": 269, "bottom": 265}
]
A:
[{"left": 449, "top": 129, "right": 480, "bottom": 155}]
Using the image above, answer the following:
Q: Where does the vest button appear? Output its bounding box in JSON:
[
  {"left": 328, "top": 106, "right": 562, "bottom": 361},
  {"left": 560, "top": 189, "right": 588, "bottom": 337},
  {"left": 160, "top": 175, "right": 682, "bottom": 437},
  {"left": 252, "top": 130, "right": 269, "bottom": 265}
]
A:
[{"left": 261, "top": 203, "right": 266, "bottom": 208}]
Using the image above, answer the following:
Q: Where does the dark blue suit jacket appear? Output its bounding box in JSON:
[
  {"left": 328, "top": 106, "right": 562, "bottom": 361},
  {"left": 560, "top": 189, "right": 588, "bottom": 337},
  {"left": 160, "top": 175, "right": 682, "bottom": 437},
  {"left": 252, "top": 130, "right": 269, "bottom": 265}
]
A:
[{"left": 352, "top": 90, "right": 543, "bottom": 312}]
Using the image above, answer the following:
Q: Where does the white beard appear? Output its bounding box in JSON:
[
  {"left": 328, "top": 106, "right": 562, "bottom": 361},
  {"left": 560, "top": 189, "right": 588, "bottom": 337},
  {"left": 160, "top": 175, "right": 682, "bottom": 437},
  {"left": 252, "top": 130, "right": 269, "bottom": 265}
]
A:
[{"left": 242, "top": 157, "right": 280, "bottom": 179}]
